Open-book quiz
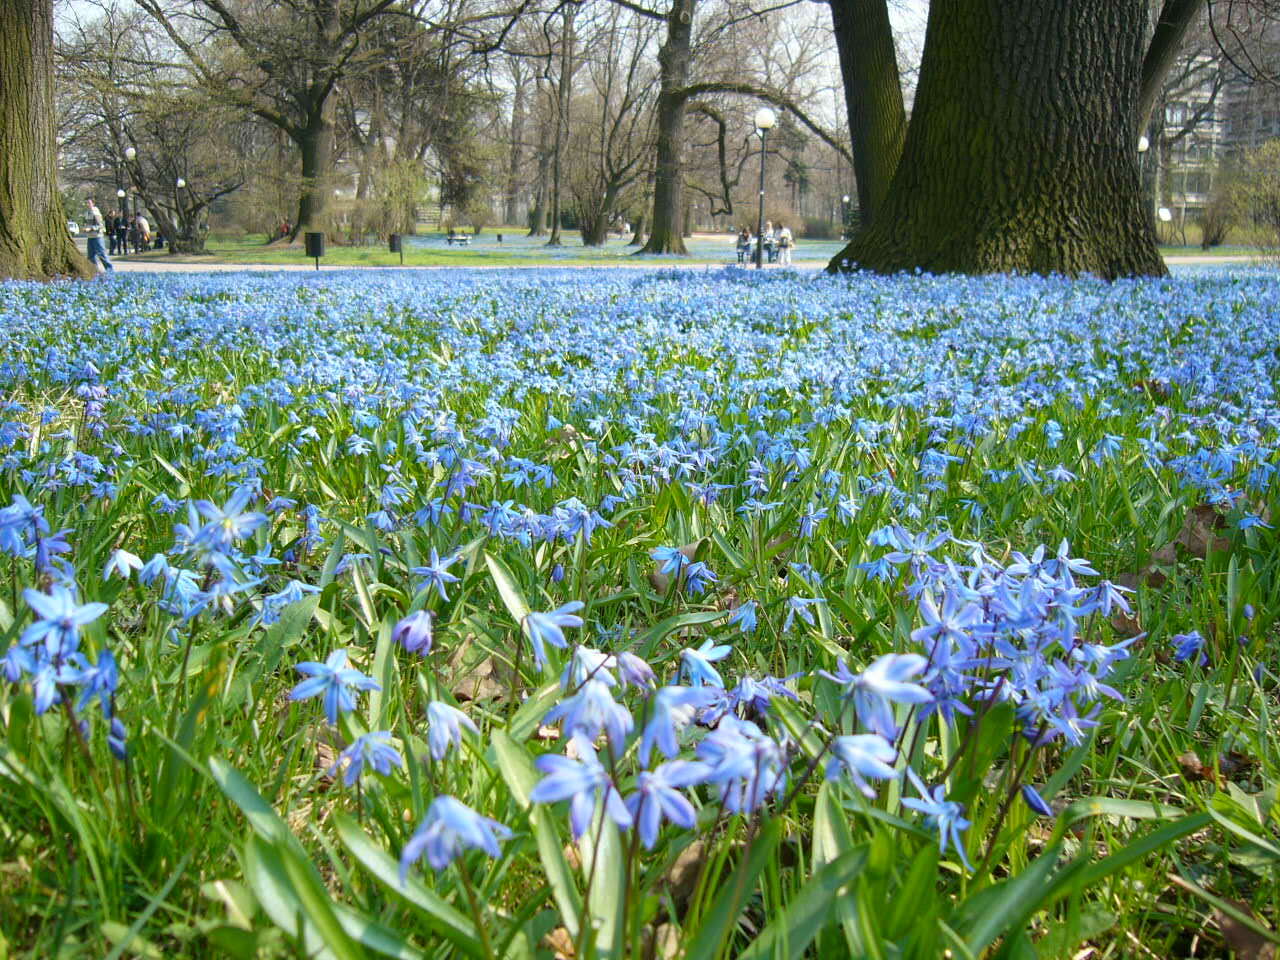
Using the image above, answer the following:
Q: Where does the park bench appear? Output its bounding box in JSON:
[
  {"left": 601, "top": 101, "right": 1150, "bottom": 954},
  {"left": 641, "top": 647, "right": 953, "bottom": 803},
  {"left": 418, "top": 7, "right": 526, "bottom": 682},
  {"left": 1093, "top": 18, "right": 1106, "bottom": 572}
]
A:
[{"left": 445, "top": 233, "right": 471, "bottom": 246}]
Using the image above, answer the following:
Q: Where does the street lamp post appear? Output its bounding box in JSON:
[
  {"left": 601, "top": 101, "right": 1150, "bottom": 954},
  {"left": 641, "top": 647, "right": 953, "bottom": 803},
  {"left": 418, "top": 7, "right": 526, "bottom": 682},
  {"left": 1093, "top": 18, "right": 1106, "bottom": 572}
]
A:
[
  {"left": 172, "top": 178, "right": 186, "bottom": 254},
  {"left": 841, "top": 194, "right": 850, "bottom": 239},
  {"left": 753, "top": 106, "right": 776, "bottom": 269}
]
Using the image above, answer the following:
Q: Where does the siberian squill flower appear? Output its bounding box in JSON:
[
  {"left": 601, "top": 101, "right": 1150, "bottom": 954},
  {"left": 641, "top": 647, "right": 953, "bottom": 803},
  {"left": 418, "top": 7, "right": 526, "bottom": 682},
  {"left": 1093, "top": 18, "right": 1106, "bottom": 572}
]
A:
[
  {"left": 697, "top": 716, "right": 787, "bottom": 814},
  {"left": 530, "top": 740, "right": 633, "bottom": 839},
  {"left": 332, "top": 731, "right": 403, "bottom": 787},
  {"left": 288, "top": 649, "right": 380, "bottom": 725},
  {"left": 102, "top": 549, "right": 143, "bottom": 581},
  {"left": 821, "top": 654, "right": 932, "bottom": 739},
  {"left": 400, "top": 796, "right": 511, "bottom": 878},
  {"left": 680, "top": 638, "right": 732, "bottom": 688},
  {"left": 522, "top": 601, "right": 585, "bottom": 669},
  {"left": 640, "top": 685, "right": 717, "bottom": 764},
  {"left": 410, "top": 548, "right": 461, "bottom": 601},
  {"left": 902, "top": 768, "right": 972, "bottom": 869},
  {"left": 22, "top": 586, "right": 107, "bottom": 659},
  {"left": 193, "top": 486, "right": 268, "bottom": 552},
  {"left": 783, "top": 596, "right": 823, "bottom": 632},
  {"left": 426, "top": 701, "right": 479, "bottom": 760},
  {"left": 616, "top": 651, "right": 656, "bottom": 690},
  {"left": 728, "top": 601, "right": 758, "bottom": 634},
  {"left": 544, "top": 678, "right": 633, "bottom": 749},
  {"left": 626, "top": 760, "right": 710, "bottom": 849},
  {"left": 825, "top": 734, "right": 899, "bottom": 797},
  {"left": 1171, "top": 630, "right": 1208, "bottom": 665},
  {"left": 392, "top": 610, "right": 434, "bottom": 655}
]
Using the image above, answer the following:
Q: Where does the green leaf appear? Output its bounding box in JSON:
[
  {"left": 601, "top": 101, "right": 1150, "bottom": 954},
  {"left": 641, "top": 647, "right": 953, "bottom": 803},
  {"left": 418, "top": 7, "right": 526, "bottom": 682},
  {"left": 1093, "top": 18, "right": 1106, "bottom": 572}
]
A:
[
  {"left": 243, "top": 835, "right": 342, "bottom": 960},
  {"left": 636, "top": 609, "right": 727, "bottom": 659},
  {"left": 486, "top": 552, "right": 532, "bottom": 622},
  {"left": 736, "top": 844, "right": 868, "bottom": 960},
  {"left": 1047, "top": 813, "right": 1212, "bottom": 906},
  {"left": 1048, "top": 797, "right": 1186, "bottom": 846},
  {"left": 334, "top": 816, "right": 483, "bottom": 958},
  {"left": 956, "top": 844, "right": 1062, "bottom": 954},
  {"left": 812, "top": 782, "right": 855, "bottom": 867},
  {"left": 581, "top": 816, "right": 627, "bottom": 958},
  {"left": 209, "top": 757, "right": 294, "bottom": 850},
  {"left": 509, "top": 681, "right": 561, "bottom": 742},
  {"left": 685, "top": 820, "right": 782, "bottom": 960}
]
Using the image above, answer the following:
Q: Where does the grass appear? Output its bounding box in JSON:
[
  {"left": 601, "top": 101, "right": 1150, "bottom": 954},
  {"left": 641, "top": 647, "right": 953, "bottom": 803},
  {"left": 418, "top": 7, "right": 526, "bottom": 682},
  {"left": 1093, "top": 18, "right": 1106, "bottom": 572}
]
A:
[{"left": 0, "top": 266, "right": 1277, "bottom": 958}]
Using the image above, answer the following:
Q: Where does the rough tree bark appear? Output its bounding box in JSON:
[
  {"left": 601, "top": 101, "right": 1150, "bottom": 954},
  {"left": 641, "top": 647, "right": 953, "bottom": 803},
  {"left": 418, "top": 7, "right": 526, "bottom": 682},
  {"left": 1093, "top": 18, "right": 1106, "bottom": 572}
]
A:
[
  {"left": 293, "top": 110, "right": 334, "bottom": 239},
  {"left": 830, "top": 0, "right": 1166, "bottom": 279},
  {"left": 640, "top": 0, "right": 695, "bottom": 255},
  {"left": 828, "top": 0, "right": 906, "bottom": 227},
  {"left": 0, "top": 0, "right": 91, "bottom": 280}
]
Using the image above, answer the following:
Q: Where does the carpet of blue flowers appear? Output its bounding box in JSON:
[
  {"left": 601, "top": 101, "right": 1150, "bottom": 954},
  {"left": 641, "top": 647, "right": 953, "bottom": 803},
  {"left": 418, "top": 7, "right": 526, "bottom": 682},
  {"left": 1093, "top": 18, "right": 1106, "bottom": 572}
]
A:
[{"left": 1, "top": 266, "right": 1277, "bottom": 958}]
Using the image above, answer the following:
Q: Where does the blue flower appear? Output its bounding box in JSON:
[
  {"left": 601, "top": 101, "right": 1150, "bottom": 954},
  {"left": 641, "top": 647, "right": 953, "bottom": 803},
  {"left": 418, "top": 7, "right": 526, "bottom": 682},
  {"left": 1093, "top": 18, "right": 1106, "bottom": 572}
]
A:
[
  {"left": 530, "top": 741, "right": 633, "bottom": 839},
  {"left": 902, "top": 768, "right": 972, "bottom": 870},
  {"left": 680, "top": 638, "right": 732, "bottom": 688},
  {"left": 332, "top": 731, "right": 402, "bottom": 787},
  {"left": 783, "top": 596, "right": 823, "bottom": 632},
  {"left": 728, "top": 601, "right": 758, "bottom": 634},
  {"left": 822, "top": 654, "right": 932, "bottom": 739},
  {"left": 544, "top": 679, "right": 634, "bottom": 749},
  {"left": 410, "top": 548, "right": 461, "bottom": 600},
  {"left": 522, "top": 601, "right": 585, "bottom": 670},
  {"left": 193, "top": 486, "right": 268, "bottom": 552},
  {"left": 639, "top": 685, "right": 716, "bottom": 765},
  {"left": 625, "top": 760, "right": 710, "bottom": 849},
  {"left": 21, "top": 586, "right": 108, "bottom": 660},
  {"left": 288, "top": 649, "right": 380, "bottom": 725},
  {"left": 400, "top": 796, "right": 511, "bottom": 878},
  {"left": 426, "top": 701, "right": 478, "bottom": 760},
  {"left": 1171, "top": 630, "right": 1208, "bottom": 665},
  {"left": 1020, "top": 784, "right": 1054, "bottom": 817},
  {"left": 102, "top": 549, "right": 143, "bottom": 581},
  {"left": 392, "top": 610, "right": 434, "bottom": 655},
  {"left": 824, "top": 734, "right": 899, "bottom": 797}
]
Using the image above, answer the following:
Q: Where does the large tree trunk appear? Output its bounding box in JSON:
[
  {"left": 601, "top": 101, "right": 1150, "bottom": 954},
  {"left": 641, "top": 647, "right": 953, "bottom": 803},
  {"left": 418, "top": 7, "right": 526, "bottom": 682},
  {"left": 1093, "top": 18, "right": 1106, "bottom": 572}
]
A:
[
  {"left": 640, "top": 0, "right": 695, "bottom": 255},
  {"left": 830, "top": 0, "right": 1166, "bottom": 279},
  {"left": 291, "top": 111, "right": 333, "bottom": 240},
  {"left": 829, "top": 0, "right": 906, "bottom": 227},
  {"left": 0, "top": 0, "right": 91, "bottom": 280}
]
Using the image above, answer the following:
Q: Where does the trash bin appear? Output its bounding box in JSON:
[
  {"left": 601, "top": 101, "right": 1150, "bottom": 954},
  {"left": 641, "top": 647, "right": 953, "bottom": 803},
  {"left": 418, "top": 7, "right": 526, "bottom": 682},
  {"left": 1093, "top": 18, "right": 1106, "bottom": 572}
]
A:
[{"left": 389, "top": 234, "right": 402, "bottom": 253}]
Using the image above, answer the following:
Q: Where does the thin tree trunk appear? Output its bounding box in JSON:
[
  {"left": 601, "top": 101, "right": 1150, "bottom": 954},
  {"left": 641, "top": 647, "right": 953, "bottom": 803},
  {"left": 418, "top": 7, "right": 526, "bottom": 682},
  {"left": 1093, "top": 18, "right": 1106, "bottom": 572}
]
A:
[
  {"left": 547, "top": 8, "right": 575, "bottom": 247},
  {"left": 0, "top": 0, "right": 91, "bottom": 279},
  {"left": 629, "top": 210, "right": 646, "bottom": 246},
  {"left": 640, "top": 0, "right": 695, "bottom": 255},
  {"left": 829, "top": 0, "right": 906, "bottom": 228},
  {"left": 829, "top": 0, "right": 1165, "bottom": 279},
  {"left": 506, "top": 68, "right": 526, "bottom": 226}
]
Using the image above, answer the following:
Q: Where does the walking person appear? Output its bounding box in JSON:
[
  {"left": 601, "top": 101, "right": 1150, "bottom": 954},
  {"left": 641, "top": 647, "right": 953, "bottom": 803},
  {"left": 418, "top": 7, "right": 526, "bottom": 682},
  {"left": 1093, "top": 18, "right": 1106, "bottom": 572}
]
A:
[
  {"left": 778, "top": 223, "right": 793, "bottom": 265},
  {"left": 135, "top": 212, "right": 151, "bottom": 252},
  {"left": 84, "top": 199, "right": 113, "bottom": 274}
]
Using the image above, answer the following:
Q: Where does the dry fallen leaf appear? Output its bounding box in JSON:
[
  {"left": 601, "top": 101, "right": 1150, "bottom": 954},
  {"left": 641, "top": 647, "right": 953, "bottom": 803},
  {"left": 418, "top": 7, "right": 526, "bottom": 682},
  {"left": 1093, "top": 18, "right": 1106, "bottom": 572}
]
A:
[{"left": 1214, "top": 900, "right": 1277, "bottom": 960}]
